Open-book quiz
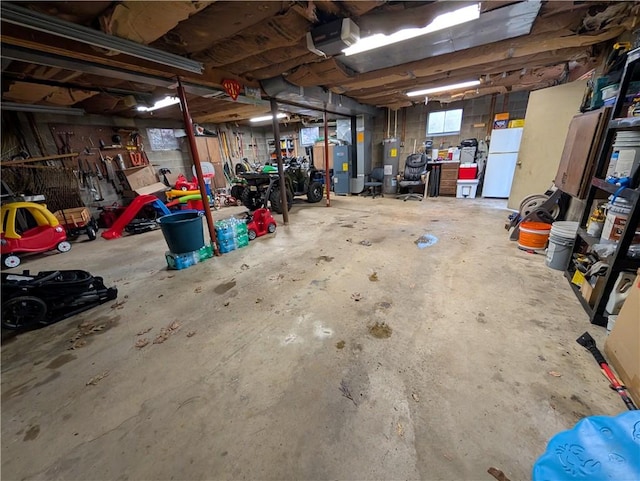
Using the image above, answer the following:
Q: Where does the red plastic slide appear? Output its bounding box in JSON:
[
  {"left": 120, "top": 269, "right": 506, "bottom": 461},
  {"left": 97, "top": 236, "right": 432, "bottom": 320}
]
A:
[{"left": 101, "top": 195, "right": 160, "bottom": 240}]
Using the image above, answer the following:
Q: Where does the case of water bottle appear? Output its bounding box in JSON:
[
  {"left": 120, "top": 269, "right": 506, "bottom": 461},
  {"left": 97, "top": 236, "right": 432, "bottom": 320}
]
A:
[
  {"left": 165, "top": 244, "right": 214, "bottom": 270},
  {"left": 216, "top": 217, "right": 249, "bottom": 254}
]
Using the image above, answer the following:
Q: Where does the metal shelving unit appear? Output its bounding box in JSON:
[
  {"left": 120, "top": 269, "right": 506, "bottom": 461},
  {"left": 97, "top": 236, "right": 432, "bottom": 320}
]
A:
[{"left": 566, "top": 47, "right": 640, "bottom": 326}]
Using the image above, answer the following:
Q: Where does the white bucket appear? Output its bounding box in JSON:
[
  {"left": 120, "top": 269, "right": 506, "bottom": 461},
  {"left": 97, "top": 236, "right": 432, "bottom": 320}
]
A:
[
  {"left": 606, "top": 131, "right": 640, "bottom": 178},
  {"left": 545, "top": 221, "right": 579, "bottom": 271}
]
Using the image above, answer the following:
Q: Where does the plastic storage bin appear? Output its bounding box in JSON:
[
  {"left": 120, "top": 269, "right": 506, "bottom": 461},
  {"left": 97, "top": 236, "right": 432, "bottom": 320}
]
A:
[{"left": 456, "top": 179, "right": 479, "bottom": 198}]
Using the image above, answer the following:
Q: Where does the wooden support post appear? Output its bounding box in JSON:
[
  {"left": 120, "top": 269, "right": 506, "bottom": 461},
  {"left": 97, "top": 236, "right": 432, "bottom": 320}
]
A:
[
  {"left": 270, "top": 98, "right": 289, "bottom": 225},
  {"left": 176, "top": 77, "right": 220, "bottom": 256}
]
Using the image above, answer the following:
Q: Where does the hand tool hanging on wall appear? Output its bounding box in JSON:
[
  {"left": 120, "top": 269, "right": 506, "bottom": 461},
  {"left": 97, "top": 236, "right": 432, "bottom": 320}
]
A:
[
  {"left": 84, "top": 159, "right": 103, "bottom": 202},
  {"left": 59, "top": 134, "right": 70, "bottom": 155},
  {"left": 94, "top": 162, "right": 104, "bottom": 181},
  {"left": 129, "top": 151, "right": 144, "bottom": 166},
  {"left": 576, "top": 332, "right": 637, "bottom": 410},
  {"left": 104, "top": 157, "right": 120, "bottom": 193}
]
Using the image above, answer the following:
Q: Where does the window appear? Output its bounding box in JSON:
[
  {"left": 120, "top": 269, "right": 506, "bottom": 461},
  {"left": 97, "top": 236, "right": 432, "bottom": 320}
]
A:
[{"left": 426, "top": 109, "right": 463, "bottom": 136}]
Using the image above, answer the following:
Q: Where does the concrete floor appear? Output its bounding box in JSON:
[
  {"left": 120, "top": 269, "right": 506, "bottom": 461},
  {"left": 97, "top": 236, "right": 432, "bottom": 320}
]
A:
[{"left": 2, "top": 196, "right": 619, "bottom": 480}]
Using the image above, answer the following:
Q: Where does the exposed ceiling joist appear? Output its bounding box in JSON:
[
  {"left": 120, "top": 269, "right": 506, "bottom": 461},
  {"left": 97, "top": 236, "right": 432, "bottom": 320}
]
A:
[{"left": 99, "top": 1, "right": 213, "bottom": 45}]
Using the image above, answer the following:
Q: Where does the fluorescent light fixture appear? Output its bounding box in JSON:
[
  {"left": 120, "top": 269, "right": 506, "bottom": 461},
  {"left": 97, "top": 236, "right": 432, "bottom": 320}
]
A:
[
  {"left": 136, "top": 96, "right": 180, "bottom": 112},
  {"left": 406, "top": 80, "right": 481, "bottom": 97},
  {"left": 250, "top": 113, "right": 286, "bottom": 123},
  {"left": 2, "top": 3, "right": 203, "bottom": 74},
  {"left": 1, "top": 102, "right": 85, "bottom": 116},
  {"left": 343, "top": 3, "right": 480, "bottom": 56}
]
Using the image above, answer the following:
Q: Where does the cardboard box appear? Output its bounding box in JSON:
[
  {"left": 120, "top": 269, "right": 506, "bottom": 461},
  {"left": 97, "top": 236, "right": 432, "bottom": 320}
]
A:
[
  {"left": 493, "top": 112, "right": 509, "bottom": 129},
  {"left": 580, "top": 275, "right": 606, "bottom": 306},
  {"left": 116, "top": 165, "right": 168, "bottom": 197},
  {"left": 605, "top": 272, "right": 640, "bottom": 405},
  {"left": 117, "top": 166, "right": 159, "bottom": 191}
]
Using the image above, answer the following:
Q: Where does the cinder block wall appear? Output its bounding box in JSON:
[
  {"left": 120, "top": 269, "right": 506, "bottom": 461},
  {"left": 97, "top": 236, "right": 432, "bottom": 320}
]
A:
[{"left": 371, "top": 91, "right": 530, "bottom": 169}]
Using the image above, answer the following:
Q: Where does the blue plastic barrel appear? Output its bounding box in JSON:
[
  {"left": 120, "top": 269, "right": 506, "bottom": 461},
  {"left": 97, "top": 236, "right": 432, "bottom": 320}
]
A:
[{"left": 157, "top": 211, "right": 205, "bottom": 254}]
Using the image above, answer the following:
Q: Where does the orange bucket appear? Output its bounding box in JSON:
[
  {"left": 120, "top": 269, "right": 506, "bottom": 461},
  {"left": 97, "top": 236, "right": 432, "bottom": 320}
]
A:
[{"left": 518, "top": 221, "right": 552, "bottom": 249}]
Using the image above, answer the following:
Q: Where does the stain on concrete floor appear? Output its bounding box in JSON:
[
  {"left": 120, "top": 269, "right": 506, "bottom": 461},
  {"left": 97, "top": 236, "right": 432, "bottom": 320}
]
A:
[
  {"left": 368, "top": 321, "right": 393, "bottom": 339},
  {"left": 214, "top": 280, "right": 236, "bottom": 294}
]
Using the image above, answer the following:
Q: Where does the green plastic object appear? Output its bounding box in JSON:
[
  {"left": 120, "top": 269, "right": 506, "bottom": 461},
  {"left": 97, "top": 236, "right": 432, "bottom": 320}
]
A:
[{"left": 262, "top": 165, "right": 277, "bottom": 173}]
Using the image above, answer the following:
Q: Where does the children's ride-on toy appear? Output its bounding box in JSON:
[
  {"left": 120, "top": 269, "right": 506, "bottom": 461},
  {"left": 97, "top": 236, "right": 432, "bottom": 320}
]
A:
[
  {"left": 175, "top": 173, "right": 198, "bottom": 191},
  {"left": 1, "top": 269, "right": 118, "bottom": 330},
  {"left": 246, "top": 208, "right": 277, "bottom": 240},
  {"left": 1, "top": 202, "right": 71, "bottom": 269},
  {"left": 53, "top": 207, "right": 98, "bottom": 241}
]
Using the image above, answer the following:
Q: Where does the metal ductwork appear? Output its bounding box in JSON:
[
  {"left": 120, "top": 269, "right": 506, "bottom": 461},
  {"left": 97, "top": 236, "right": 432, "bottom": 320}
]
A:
[{"left": 260, "top": 76, "right": 378, "bottom": 117}]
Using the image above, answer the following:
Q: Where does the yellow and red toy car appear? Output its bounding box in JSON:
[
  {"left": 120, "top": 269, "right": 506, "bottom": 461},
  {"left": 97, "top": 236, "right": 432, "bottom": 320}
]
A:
[{"left": 1, "top": 202, "right": 71, "bottom": 269}]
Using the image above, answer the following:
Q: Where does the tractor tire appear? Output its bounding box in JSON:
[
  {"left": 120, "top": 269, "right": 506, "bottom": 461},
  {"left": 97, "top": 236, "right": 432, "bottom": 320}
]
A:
[
  {"left": 269, "top": 188, "right": 293, "bottom": 214},
  {"left": 241, "top": 187, "right": 262, "bottom": 211},
  {"left": 230, "top": 185, "right": 244, "bottom": 201},
  {"left": 307, "top": 182, "right": 323, "bottom": 203}
]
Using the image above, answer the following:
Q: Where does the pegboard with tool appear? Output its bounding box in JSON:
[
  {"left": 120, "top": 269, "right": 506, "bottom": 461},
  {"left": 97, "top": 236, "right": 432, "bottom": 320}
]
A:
[{"left": 49, "top": 124, "right": 151, "bottom": 199}]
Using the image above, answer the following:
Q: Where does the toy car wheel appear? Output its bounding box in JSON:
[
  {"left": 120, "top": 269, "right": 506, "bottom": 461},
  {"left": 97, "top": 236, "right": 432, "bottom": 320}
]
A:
[
  {"left": 180, "top": 186, "right": 188, "bottom": 191},
  {"left": 3, "top": 254, "right": 20, "bottom": 269},
  {"left": 267, "top": 223, "right": 276, "bottom": 233},
  {"left": 57, "top": 241, "right": 72, "bottom": 253},
  {"left": 86, "top": 226, "right": 97, "bottom": 241},
  {"left": 248, "top": 229, "right": 257, "bottom": 241},
  {"left": 2, "top": 296, "right": 47, "bottom": 329},
  {"left": 307, "top": 182, "right": 324, "bottom": 203}
]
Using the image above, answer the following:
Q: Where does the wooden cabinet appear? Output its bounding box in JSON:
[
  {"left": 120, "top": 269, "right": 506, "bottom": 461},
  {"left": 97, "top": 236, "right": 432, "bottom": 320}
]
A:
[
  {"left": 555, "top": 108, "right": 609, "bottom": 198},
  {"left": 439, "top": 162, "right": 460, "bottom": 196},
  {"left": 195, "top": 136, "right": 226, "bottom": 189}
]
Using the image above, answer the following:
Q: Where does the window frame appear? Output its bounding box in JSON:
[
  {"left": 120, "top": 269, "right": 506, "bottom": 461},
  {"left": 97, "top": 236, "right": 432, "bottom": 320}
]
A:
[{"left": 426, "top": 108, "right": 463, "bottom": 137}]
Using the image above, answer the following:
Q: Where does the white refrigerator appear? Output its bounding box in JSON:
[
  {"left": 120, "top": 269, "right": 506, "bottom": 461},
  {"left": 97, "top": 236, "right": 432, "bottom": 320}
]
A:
[{"left": 482, "top": 127, "right": 523, "bottom": 198}]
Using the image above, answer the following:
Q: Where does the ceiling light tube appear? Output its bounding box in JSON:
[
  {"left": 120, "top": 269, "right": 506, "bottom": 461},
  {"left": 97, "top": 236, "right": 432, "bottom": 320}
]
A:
[
  {"left": 250, "top": 113, "right": 286, "bottom": 123},
  {"left": 343, "top": 3, "right": 480, "bottom": 56},
  {"left": 1, "top": 102, "right": 85, "bottom": 116},
  {"left": 1, "top": 3, "right": 203, "bottom": 74},
  {"left": 406, "top": 80, "right": 481, "bottom": 97},
  {"left": 136, "top": 96, "right": 180, "bottom": 112}
]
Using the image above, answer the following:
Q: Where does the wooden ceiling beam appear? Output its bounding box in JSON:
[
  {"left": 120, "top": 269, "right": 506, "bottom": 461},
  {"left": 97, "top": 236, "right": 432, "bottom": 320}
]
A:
[
  {"left": 221, "top": 42, "right": 311, "bottom": 76},
  {"left": 246, "top": 53, "right": 321, "bottom": 81},
  {"left": 194, "top": 105, "right": 270, "bottom": 124},
  {"left": 286, "top": 5, "right": 611, "bottom": 90},
  {"left": 3, "top": 81, "right": 99, "bottom": 106},
  {"left": 151, "top": 2, "right": 289, "bottom": 56},
  {"left": 0, "top": 23, "right": 257, "bottom": 89},
  {"left": 98, "top": 1, "right": 213, "bottom": 45},
  {"left": 330, "top": 27, "right": 623, "bottom": 94},
  {"left": 342, "top": 47, "right": 592, "bottom": 98},
  {"left": 26, "top": 2, "right": 112, "bottom": 24},
  {"left": 193, "top": 6, "right": 312, "bottom": 67}
]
